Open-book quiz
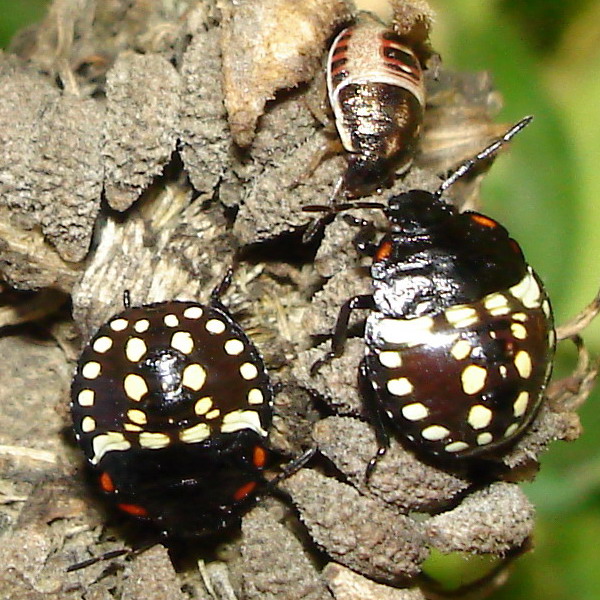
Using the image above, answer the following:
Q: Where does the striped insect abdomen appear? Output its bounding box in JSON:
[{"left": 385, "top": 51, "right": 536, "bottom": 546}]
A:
[{"left": 327, "top": 17, "right": 426, "bottom": 196}]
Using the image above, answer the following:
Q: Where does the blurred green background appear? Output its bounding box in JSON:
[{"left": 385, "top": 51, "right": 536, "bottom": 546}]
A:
[
  {"left": 428, "top": 2, "right": 600, "bottom": 599},
  {"left": 1, "top": 1, "right": 599, "bottom": 598}
]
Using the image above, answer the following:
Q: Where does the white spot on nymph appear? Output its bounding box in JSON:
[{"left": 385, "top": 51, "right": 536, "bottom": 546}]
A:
[
  {"left": 504, "top": 423, "right": 519, "bottom": 438},
  {"left": 451, "top": 339, "right": 471, "bottom": 361},
  {"left": 379, "top": 316, "right": 434, "bottom": 345},
  {"left": 125, "top": 337, "right": 147, "bottom": 362},
  {"left": 512, "top": 312, "right": 527, "bottom": 322},
  {"left": 127, "top": 409, "right": 147, "bottom": 425},
  {"left": 467, "top": 405, "right": 493, "bottom": 430},
  {"left": 514, "top": 351, "right": 532, "bottom": 379},
  {"left": 78, "top": 389, "right": 95, "bottom": 406},
  {"left": 171, "top": 331, "right": 194, "bottom": 354},
  {"left": 123, "top": 373, "right": 148, "bottom": 401},
  {"left": 548, "top": 328, "right": 556, "bottom": 347},
  {"left": 499, "top": 365, "right": 508, "bottom": 378},
  {"left": 81, "top": 416, "right": 96, "bottom": 433},
  {"left": 179, "top": 423, "right": 210, "bottom": 444},
  {"left": 387, "top": 377, "right": 413, "bottom": 396},
  {"left": 206, "top": 409, "right": 220, "bottom": 420},
  {"left": 124, "top": 423, "right": 142, "bottom": 432},
  {"left": 195, "top": 396, "right": 213, "bottom": 415},
  {"left": 91, "top": 432, "right": 131, "bottom": 465},
  {"left": 461, "top": 365, "right": 487, "bottom": 395},
  {"left": 93, "top": 336, "right": 113, "bottom": 354},
  {"left": 221, "top": 410, "right": 267, "bottom": 437},
  {"left": 484, "top": 293, "right": 511, "bottom": 316},
  {"left": 542, "top": 300, "right": 551, "bottom": 317},
  {"left": 445, "top": 305, "right": 478, "bottom": 328},
  {"left": 224, "top": 339, "right": 244, "bottom": 356},
  {"left": 82, "top": 361, "right": 101, "bottom": 380},
  {"left": 513, "top": 391, "right": 529, "bottom": 417},
  {"left": 401, "top": 402, "right": 429, "bottom": 421},
  {"left": 511, "top": 323, "right": 527, "bottom": 340},
  {"left": 183, "top": 306, "right": 203, "bottom": 320},
  {"left": 444, "top": 441, "right": 469, "bottom": 453},
  {"left": 240, "top": 362, "right": 259, "bottom": 380},
  {"left": 164, "top": 314, "right": 179, "bottom": 328},
  {"left": 206, "top": 319, "right": 226, "bottom": 335},
  {"left": 378, "top": 350, "right": 402, "bottom": 369},
  {"left": 134, "top": 319, "right": 150, "bottom": 333},
  {"left": 110, "top": 318, "right": 128, "bottom": 332},
  {"left": 248, "top": 388, "right": 264, "bottom": 404},
  {"left": 182, "top": 364, "right": 206, "bottom": 391},
  {"left": 509, "top": 269, "right": 542, "bottom": 308},
  {"left": 421, "top": 425, "right": 450, "bottom": 441},
  {"left": 139, "top": 431, "right": 170, "bottom": 449},
  {"left": 477, "top": 432, "right": 493, "bottom": 446}
]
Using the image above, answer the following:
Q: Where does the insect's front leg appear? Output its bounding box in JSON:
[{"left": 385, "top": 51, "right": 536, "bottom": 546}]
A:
[
  {"left": 359, "top": 359, "right": 390, "bottom": 481},
  {"left": 310, "top": 294, "right": 375, "bottom": 375},
  {"left": 341, "top": 214, "right": 379, "bottom": 257}
]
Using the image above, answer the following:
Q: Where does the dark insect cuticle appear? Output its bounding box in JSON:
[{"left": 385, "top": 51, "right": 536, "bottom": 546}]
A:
[
  {"left": 309, "top": 117, "right": 556, "bottom": 474},
  {"left": 71, "top": 281, "right": 275, "bottom": 539}
]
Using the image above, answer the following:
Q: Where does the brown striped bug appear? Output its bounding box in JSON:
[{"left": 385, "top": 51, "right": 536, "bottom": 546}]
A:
[{"left": 324, "top": 10, "right": 434, "bottom": 198}]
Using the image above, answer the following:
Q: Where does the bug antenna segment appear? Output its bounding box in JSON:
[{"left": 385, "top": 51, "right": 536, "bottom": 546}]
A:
[{"left": 436, "top": 116, "right": 534, "bottom": 197}]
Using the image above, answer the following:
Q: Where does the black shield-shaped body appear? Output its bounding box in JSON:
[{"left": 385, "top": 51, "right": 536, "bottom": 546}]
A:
[
  {"left": 71, "top": 301, "right": 272, "bottom": 536},
  {"left": 363, "top": 191, "right": 555, "bottom": 460},
  {"left": 327, "top": 15, "right": 426, "bottom": 196}
]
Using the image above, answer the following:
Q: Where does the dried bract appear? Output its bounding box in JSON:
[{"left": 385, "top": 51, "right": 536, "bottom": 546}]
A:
[{"left": 220, "top": 0, "right": 351, "bottom": 147}]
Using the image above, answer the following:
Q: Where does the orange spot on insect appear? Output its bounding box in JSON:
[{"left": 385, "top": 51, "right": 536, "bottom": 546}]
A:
[
  {"left": 233, "top": 481, "right": 257, "bottom": 502},
  {"left": 509, "top": 238, "right": 523, "bottom": 256},
  {"left": 253, "top": 445, "right": 267, "bottom": 468},
  {"left": 470, "top": 214, "right": 498, "bottom": 229},
  {"left": 99, "top": 471, "right": 115, "bottom": 493},
  {"left": 117, "top": 503, "right": 148, "bottom": 517},
  {"left": 375, "top": 240, "right": 393, "bottom": 262}
]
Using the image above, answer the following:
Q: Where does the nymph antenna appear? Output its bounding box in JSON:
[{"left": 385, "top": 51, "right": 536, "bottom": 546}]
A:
[{"left": 435, "top": 115, "right": 533, "bottom": 197}]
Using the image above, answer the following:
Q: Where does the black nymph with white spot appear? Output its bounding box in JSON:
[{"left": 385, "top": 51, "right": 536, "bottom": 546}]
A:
[
  {"left": 310, "top": 117, "right": 555, "bottom": 468},
  {"left": 70, "top": 271, "right": 272, "bottom": 537}
]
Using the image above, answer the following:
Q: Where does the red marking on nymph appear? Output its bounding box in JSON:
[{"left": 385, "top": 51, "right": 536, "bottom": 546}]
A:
[
  {"left": 233, "top": 481, "right": 257, "bottom": 502},
  {"left": 117, "top": 503, "right": 149, "bottom": 517}
]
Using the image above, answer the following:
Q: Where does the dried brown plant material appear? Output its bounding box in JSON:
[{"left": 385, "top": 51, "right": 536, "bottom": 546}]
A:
[
  {"left": 0, "top": 58, "right": 101, "bottom": 269},
  {"left": 295, "top": 340, "right": 365, "bottom": 415},
  {"left": 179, "top": 25, "right": 230, "bottom": 196},
  {"left": 284, "top": 469, "right": 429, "bottom": 583},
  {"left": 324, "top": 563, "right": 426, "bottom": 600},
  {"left": 0, "top": 289, "right": 66, "bottom": 330},
  {"left": 103, "top": 52, "right": 181, "bottom": 211},
  {"left": 391, "top": 0, "right": 436, "bottom": 64},
  {"left": 121, "top": 546, "right": 188, "bottom": 600},
  {"left": 313, "top": 417, "right": 471, "bottom": 512},
  {"left": 220, "top": 0, "right": 351, "bottom": 147},
  {"left": 424, "top": 482, "right": 535, "bottom": 554},
  {"left": 240, "top": 507, "right": 333, "bottom": 600},
  {"left": 34, "top": 94, "right": 105, "bottom": 261}
]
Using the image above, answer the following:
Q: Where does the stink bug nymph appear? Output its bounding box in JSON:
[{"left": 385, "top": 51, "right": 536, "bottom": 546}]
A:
[
  {"left": 71, "top": 270, "right": 273, "bottom": 538},
  {"left": 311, "top": 117, "right": 555, "bottom": 468},
  {"left": 327, "top": 12, "right": 431, "bottom": 197}
]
